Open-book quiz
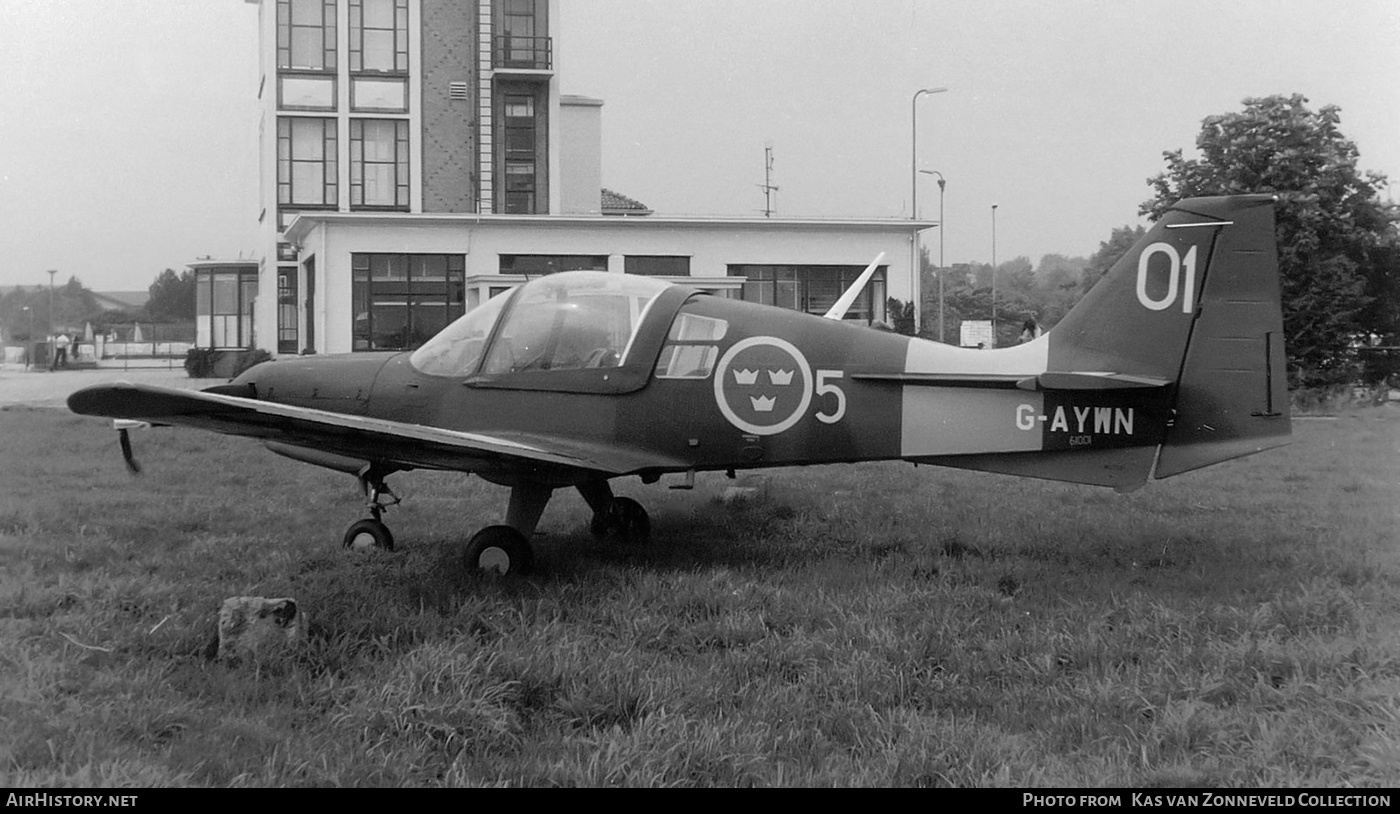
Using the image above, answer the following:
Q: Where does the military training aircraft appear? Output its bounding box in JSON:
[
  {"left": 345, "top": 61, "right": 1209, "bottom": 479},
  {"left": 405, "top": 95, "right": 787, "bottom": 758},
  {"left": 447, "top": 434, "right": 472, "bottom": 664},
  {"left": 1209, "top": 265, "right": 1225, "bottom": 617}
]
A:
[{"left": 69, "top": 194, "right": 1291, "bottom": 575}]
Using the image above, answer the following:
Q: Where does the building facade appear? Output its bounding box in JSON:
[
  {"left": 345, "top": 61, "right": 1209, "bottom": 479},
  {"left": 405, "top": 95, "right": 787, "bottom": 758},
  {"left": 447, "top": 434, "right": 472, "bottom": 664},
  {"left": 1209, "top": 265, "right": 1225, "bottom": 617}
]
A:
[{"left": 246, "top": 0, "right": 932, "bottom": 356}]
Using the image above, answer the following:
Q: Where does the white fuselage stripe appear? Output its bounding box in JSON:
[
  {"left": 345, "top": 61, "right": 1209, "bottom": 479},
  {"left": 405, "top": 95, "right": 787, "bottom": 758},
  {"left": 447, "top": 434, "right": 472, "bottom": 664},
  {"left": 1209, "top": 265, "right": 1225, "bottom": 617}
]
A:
[{"left": 898, "top": 335, "right": 1050, "bottom": 457}]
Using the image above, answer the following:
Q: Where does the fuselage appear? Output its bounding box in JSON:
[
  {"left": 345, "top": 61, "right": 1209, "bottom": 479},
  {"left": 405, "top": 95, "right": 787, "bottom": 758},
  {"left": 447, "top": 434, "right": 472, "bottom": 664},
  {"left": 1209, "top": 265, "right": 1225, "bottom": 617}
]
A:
[{"left": 232, "top": 272, "right": 1163, "bottom": 483}]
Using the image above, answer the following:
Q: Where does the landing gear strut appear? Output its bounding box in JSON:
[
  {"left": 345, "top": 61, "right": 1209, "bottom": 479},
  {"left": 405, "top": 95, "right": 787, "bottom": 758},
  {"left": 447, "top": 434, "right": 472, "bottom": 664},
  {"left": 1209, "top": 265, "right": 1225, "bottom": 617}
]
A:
[
  {"left": 579, "top": 481, "right": 651, "bottom": 543},
  {"left": 343, "top": 466, "right": 401, "bottom": 551},
  {"left": 458, "top": 480, "right": 653, "bottom": 576}
]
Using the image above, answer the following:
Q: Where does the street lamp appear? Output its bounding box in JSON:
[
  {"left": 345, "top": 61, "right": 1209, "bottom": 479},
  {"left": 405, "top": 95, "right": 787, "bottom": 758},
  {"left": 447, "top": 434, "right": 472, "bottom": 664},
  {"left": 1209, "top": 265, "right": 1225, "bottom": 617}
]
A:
[
  {"left": 921, "top": 170, "right": 947, "bottom": 343},
  {"left": 990, "top": 205, "right": 998, "bottom": 347},
  {"left": 910, "top": 86, "right": 948, "bottom": 219},
  {"left": 910, "top": 86, "right": 947, "bottom": 335},
  {"left": 22, "top": 306, "right": 32, "bottom": 370},
  {"left": 47, "top": 269, "right": 57, "bottom": 369}
]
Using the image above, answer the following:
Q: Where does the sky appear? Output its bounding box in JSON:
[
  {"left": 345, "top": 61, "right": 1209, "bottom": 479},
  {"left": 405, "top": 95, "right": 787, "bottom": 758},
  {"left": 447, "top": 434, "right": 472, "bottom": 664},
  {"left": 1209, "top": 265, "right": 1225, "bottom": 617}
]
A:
[{"left": 0, "top": 0, "right": 1396, "bottom": 293}]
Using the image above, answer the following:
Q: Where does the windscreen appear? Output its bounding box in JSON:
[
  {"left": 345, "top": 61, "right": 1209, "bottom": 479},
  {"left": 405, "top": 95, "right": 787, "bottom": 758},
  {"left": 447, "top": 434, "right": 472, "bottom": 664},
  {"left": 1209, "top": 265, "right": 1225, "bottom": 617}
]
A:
[
  {"left": 480, "top": 272, "right": 671, "bottom": 375},
  {"left": 408, "top": 288, "right": 515, "bottom": 377}
]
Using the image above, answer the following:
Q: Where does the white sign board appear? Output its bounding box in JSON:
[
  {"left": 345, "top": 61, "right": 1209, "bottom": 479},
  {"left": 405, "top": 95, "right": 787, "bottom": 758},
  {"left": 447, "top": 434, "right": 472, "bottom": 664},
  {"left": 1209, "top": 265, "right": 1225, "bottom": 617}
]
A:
[{"left": 960, "top": 320, "right": 994, "bottom": 348}]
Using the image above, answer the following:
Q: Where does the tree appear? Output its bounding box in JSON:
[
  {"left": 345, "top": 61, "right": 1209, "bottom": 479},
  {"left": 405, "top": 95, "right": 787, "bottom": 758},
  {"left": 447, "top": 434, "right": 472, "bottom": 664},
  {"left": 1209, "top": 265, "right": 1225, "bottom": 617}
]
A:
[
  {"left": 144, "top": 269, "right": 196, "bottom": 322},
  {"left": 1080, "top": 225, "right": 1145, "bottom": 295},
  {"left": 1141, "top": 94, "right": 1399, "bottom": 387},
  {"left": 1030, "top": 253, "right": 1087, "bottom": 327}
]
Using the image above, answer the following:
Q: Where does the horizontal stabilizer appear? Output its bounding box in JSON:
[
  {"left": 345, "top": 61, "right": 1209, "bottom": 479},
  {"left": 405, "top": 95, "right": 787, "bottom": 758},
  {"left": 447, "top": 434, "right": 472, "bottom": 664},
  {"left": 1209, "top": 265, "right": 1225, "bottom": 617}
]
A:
[
  {"left": 852, "top": 371, "right": 1025, "bottom": 388},
  {"left": 921, "top": 446, "right": 1158, "bottom": 492},
  {"left": 1019, "top": 372, "right": 1173, "bottom": 391},
  {"left": 852, "top": 371, "right": 1171, "bottom": 391}
]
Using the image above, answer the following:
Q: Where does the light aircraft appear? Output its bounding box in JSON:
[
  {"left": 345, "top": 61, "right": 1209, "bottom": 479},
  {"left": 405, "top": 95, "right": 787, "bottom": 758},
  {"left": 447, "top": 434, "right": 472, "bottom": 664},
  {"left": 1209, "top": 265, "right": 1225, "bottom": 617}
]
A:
[{"left": 69, "top": 195, "right": 1291, "bottom": 575}]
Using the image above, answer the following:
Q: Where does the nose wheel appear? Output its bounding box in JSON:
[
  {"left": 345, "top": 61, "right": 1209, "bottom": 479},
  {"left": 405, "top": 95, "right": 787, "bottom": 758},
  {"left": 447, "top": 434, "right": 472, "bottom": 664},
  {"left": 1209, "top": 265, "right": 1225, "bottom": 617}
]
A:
[
  {"left": 344, "top": 517, "right": 394, "bottom": 551},
  {"left": 343, "top": 466, "right": 401, "bottom": 551}
]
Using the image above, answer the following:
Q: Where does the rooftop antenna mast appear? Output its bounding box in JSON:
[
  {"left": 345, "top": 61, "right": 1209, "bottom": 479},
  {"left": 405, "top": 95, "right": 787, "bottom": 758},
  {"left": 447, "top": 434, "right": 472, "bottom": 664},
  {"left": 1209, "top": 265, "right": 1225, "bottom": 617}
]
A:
[{"left": 757, "top": 144, "right": 779, "bottom": 218}]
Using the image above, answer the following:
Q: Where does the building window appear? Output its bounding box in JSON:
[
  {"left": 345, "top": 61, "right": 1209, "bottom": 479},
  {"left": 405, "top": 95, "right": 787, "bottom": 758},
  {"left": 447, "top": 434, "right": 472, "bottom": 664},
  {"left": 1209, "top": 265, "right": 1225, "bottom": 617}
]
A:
[
  {"left": 351, "top": 77, "right": 408, "bottom": 112},
  {"left": 625, "top": 256, "right": 690, "bottom": 277},
  {"left": 277, "top": 267, "right": 299, "bottom": 353},
  {"left": 352, "top": 254, "right": 466, "bottom": 351},
  {"left": 350, "top": 119, "right": 409, "bottom": 209},
  {"left": 279, "top": 75, "right": 336, "bottom": 110},
  {"left": 350, "top": 0, "right": 409, "bottom": 73},
  {"left": 278, "top": 117, "right": 338, "bottom": 207},
  {"left": 277, "top": 0, "right": 337, "bottom": 72},
  {"left": 195, "top": 267, "right": 259, "bottom": 349},
  {"left": 500, "top": 91, "right": 539, "bottom": 214},
  {"left": 496, "top": 0, "right": 550, "bottom": 69},
  {"left": 729, "top": 265, "right": 888, "bottom": 324},
  {"left": 499, "top": 255, "right": 607, "bottom": 275}
]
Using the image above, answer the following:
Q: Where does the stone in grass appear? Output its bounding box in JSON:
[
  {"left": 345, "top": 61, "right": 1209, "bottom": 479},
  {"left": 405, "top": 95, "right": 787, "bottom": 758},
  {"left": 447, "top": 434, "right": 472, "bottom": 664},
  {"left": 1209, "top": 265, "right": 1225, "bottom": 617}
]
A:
[{"left": 216, "top": 597, "right": 306, "bottom": 661}]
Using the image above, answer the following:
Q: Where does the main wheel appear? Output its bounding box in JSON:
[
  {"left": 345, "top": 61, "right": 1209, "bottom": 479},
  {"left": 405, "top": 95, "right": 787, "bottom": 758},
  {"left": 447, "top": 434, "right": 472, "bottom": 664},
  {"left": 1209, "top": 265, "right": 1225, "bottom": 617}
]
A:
[
  {"left": 589, "top": 497, "right": 651, "bottom": 543},
  {"left": 464, "top": 525, "right": 533, "bottom": 575},
  {"left": 343, "top": 518, "right": 394, "bottom": 551},
  {"left": 612, "top": 497, "right": 650, "bottom": 542}
]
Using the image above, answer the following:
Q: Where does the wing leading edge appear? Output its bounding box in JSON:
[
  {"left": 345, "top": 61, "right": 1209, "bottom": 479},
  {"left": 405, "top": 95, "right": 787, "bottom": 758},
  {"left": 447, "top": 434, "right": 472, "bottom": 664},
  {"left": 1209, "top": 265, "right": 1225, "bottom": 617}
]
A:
[{"left": 67, "top": 382, "right": 684, "bottom": 480}]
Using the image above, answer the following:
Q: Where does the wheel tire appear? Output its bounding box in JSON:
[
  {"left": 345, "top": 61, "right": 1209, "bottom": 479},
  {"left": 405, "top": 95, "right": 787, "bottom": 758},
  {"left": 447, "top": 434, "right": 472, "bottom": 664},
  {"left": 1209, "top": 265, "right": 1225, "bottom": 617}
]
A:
[
  {"left": 612, "top": 497, "right": 650, "bottom": 543},
  {"left": 343, "top": 518, "right": 394, "bottom": 552},
  {"left": 464, "top": 525, "right": 533, "bottom": 576}
]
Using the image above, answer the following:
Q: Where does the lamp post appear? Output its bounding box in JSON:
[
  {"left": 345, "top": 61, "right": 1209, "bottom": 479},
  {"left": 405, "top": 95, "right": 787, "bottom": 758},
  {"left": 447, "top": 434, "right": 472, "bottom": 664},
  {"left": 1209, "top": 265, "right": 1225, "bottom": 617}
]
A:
[
  {"left": 921, "top": 170, "right": 947, "bottom": 343},
  {"left": 910, "top": 86, "right": 948, "bottom": 219},
  {"left": 22, "top": 306, "right": 32, "bottom": 370},
  {"left": 910, "top": 86, "right": 947, "bottom": 336},
  {"left": 990, "top": 205, "right": 998, "bottom": 347},
  {"left": 47, "top": 269, "right": 57, "bottom": 369}
]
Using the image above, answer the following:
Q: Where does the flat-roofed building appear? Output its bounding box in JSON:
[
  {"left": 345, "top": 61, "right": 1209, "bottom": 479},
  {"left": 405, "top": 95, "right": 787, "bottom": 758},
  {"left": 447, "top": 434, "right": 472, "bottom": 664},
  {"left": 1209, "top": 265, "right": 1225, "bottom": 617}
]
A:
[{"left": 245, "top": 0, "right": 931, "bottom": 355}]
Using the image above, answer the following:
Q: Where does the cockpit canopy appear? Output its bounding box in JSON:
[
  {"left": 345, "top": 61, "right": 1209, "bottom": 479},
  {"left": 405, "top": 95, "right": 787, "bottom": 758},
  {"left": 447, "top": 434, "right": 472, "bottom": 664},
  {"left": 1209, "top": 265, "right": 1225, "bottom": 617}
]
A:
[{"left": 409, "top": 271, "right": 673, "bottom": 378}]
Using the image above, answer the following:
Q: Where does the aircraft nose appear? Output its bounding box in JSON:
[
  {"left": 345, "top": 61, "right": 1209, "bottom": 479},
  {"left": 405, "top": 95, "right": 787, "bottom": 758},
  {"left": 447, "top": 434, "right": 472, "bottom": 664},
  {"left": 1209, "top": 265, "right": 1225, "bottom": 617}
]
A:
[{"left": 225, "top": 353, "right": 397, "bottom": 414}]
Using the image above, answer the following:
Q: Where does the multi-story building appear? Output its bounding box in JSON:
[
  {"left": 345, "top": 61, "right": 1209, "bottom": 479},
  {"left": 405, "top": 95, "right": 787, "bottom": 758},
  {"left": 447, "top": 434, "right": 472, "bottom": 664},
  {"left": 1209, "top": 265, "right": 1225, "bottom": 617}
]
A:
[{"left": 245, "top": 0, "right": 932, "bottom": 355}]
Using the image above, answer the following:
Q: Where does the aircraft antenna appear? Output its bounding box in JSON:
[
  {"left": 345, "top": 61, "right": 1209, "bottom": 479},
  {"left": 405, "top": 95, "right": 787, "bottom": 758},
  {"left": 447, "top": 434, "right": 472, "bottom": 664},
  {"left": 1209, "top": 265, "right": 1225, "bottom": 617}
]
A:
[{"left": 757, "top": 144, "right": 779, "bottom": 218}]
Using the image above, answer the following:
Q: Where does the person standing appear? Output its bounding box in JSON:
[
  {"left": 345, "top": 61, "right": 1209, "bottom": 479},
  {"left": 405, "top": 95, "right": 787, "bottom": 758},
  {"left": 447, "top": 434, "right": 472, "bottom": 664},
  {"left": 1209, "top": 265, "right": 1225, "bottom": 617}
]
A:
[{"left": 52, "top": 332, "right": 70, "bottom": 369}]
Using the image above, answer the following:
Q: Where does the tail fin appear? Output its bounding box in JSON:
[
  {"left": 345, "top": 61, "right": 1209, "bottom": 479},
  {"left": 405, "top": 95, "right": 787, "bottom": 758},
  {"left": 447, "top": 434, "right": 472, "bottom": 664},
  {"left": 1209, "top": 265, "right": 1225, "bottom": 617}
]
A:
[
  {"left": 1146, "top": 196, "right": 1291, "bottom": 476},
  {"left": 1054, "top": 193, "right": 1290, "bottom": 479},
  {"left": 936, "top": 195, "right": 1290, "bottom": 489}
]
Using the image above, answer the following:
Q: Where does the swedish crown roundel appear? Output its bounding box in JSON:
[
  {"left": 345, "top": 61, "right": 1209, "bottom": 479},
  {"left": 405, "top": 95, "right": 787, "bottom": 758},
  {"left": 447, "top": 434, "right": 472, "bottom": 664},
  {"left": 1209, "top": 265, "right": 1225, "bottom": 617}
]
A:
[{"left": 712, "top": 337, "right": 813, "bottom": 435}]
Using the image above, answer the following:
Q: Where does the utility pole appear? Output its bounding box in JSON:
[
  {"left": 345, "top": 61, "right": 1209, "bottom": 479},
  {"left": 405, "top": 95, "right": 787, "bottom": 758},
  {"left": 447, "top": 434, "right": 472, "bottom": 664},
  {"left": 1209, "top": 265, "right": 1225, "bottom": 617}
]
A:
[{"left": 757, "top": 144, "right": 779, "bottom": 218}]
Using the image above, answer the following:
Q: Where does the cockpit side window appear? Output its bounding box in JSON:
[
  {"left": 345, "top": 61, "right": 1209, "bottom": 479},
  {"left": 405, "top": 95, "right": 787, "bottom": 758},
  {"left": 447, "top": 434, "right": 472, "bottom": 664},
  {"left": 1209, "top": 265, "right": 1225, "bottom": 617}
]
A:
[{"left": 654, "top": 308, "right": 728, "bottom": 379}]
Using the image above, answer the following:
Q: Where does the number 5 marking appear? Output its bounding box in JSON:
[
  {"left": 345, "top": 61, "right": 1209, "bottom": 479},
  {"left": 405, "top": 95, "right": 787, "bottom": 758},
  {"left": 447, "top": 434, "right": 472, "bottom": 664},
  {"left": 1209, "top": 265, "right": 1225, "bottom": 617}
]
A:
[
  {"left": 815, "top": 370, "right": 846, "bottom": 424},
  {"left": 1135, "top": 242, "right": 1198, "bottom": 313}
]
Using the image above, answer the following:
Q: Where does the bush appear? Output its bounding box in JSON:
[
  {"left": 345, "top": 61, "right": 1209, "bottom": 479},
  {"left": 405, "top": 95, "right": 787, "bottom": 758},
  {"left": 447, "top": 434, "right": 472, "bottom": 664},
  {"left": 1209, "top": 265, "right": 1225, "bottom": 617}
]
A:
[
  {"left": 184, "top": 347, "right": 219, "bottom": 378},
  {"left": 231, "top": 349, "right": 273, "bottom": 378},
  {"left": 184, "top": 348, "right": 273, "bottom": 379},
  {"left": 1290, "top": 384, "right": 1393, "bottom": 414}
]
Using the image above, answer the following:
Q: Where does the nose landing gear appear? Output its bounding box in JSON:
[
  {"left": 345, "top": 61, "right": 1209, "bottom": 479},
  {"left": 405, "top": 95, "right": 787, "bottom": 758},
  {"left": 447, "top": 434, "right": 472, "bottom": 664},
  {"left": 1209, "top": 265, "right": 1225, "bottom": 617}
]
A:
[{"left": 343, "top": 467, "right": 401, "bottom": 551}]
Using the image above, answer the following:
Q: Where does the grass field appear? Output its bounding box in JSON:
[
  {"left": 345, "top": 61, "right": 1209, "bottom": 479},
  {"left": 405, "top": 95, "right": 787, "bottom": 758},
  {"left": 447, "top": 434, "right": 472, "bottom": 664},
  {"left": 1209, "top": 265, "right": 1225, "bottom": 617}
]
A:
[{"left": 2, "top": 404, "right": 1398, "bottom": 787}]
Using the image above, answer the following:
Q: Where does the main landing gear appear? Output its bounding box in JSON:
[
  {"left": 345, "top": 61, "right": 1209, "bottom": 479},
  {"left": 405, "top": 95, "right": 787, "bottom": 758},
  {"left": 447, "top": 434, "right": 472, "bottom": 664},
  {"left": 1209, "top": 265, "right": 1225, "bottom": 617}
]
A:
[
  {"left": 459, "top": 480, "right": 652, "bottom": 576},
  {"left": 342, "top": 467, "right": 401, "bottom": 551},
  {"left": 338, "top": 470, "right": 652, "bottom": 577}
]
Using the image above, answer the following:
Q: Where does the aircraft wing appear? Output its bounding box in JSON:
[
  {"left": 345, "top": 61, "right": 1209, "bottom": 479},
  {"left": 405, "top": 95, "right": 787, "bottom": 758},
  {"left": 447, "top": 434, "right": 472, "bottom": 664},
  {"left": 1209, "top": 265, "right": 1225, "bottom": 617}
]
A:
[{"left": 67, "top": 382, "right": 684, "bottom": 478}]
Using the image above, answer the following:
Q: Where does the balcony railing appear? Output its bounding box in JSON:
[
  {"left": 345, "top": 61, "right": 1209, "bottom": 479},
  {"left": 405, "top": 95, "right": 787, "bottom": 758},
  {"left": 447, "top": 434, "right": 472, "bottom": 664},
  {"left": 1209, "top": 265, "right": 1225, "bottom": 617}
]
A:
[{"left": 493, "top": 35, "right": 552, "bottom": 71}]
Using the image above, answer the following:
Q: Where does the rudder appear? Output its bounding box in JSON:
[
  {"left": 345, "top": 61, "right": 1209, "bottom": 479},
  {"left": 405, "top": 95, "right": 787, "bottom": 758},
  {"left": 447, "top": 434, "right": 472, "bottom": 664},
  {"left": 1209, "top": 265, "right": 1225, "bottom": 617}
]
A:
[{"left": 1154, "top": 196, "right": 1291, "bottom": 477}]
